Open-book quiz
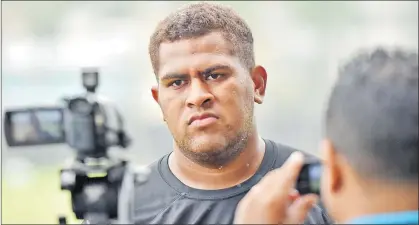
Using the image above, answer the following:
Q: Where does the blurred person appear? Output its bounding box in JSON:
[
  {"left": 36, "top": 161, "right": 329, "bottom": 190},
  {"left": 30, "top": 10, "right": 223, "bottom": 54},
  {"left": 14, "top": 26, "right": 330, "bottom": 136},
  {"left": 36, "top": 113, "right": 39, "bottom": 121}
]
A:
[
  {"left": 234, "top": 48, "right": 419, "bottom": 224},
  {"left": 119, "top": 2, "right": 332, "bottom": 224}
]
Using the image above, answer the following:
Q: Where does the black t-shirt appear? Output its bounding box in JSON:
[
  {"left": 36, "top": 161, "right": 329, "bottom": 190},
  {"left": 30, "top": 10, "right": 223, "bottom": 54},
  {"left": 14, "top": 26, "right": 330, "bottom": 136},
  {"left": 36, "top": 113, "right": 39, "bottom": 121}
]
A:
[{"left": 118, "top": 139, "right": 333, "bottom": 224}]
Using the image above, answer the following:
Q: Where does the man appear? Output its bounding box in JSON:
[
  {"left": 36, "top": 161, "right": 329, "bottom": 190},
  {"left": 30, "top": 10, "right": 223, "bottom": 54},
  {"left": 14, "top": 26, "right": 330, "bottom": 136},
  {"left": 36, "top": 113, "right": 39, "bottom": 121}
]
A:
[
  {"left": 118, "top": 2, "right": 332, "bottom": 224},
  {"left": 234, "top": 48, "right": 419, "bottom": 224}
]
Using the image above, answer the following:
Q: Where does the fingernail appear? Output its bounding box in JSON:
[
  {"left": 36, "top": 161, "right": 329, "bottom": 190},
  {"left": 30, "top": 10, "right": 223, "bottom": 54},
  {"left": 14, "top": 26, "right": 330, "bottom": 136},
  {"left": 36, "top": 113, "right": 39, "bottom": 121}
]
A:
[
  {"left": 291, "top": 152, "right": 304, "bottom": 162},
  {"left": 290, "top": 189, "right": 299, "bottom": 195}
]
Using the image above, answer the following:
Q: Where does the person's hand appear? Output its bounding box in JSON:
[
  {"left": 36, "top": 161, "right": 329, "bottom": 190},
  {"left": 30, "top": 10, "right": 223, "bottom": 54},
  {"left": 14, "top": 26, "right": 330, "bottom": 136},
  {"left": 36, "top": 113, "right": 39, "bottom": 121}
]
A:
[{"left": 234, "top": 152, "right": 319, "bottom": 224}]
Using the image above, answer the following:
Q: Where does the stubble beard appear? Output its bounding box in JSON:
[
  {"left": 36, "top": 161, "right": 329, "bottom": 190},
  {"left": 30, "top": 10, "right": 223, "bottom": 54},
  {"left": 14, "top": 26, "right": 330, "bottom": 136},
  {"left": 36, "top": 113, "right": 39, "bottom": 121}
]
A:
[{"left": 176, "top": 104, "right": 255, "bottom": 169}]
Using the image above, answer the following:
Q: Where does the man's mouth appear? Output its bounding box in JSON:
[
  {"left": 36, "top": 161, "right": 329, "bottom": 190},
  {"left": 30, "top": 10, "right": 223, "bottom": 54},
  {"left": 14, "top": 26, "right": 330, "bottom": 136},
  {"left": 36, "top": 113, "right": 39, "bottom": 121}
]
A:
[{"left": 188, "top": 113, "right": 219, "bottom": 127}]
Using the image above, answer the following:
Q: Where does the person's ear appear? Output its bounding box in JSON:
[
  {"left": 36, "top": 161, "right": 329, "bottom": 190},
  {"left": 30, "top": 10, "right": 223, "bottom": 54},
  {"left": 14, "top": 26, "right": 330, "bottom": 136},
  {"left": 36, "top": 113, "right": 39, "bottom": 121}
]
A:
[
  {"left": 321, "top": 139, "right": 343, "bottom": 194},
  {"left": 151, "top": 85, "right": 159, "bottom": 103},
  {"left": 151, "top": 85, "right": 166, "bottom": 122},
  {"left": 251, "top": 65, "right": 267, "bottom": 104}
]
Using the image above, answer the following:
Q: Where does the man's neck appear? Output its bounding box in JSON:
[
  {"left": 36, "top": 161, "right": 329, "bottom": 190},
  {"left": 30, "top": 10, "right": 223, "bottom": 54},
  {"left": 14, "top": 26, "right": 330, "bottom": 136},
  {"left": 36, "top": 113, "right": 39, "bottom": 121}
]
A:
[
  {"left": 169, "top": 133, "right": 266, "bottom": 190},
  {"left": 340, "top": 181, "right": 418, "bottom": 223}
]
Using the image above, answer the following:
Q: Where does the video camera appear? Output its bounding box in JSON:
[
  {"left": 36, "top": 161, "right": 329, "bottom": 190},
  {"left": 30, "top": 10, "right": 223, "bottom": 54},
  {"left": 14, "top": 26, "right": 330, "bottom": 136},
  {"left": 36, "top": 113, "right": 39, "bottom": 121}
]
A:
[{"left": 3, "top": 69, "right": 149, "bottom": 224}]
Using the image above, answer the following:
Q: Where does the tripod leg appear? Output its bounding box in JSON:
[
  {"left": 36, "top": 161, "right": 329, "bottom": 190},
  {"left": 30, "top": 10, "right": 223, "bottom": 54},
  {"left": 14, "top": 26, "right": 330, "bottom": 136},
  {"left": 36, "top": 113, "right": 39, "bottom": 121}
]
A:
[{"left": 58, "top": 216, "right": 67, "bottom": 225}]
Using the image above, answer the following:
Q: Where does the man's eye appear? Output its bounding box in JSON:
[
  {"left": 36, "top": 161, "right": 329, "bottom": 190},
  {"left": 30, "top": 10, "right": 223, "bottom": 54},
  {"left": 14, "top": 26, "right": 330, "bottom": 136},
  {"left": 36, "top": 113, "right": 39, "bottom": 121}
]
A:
[
  {"left": 205, "top": 73, "right": 223, "bottom": 80},
  {"left": 170, "top": 80, "right": 185, "bottom": 87}
]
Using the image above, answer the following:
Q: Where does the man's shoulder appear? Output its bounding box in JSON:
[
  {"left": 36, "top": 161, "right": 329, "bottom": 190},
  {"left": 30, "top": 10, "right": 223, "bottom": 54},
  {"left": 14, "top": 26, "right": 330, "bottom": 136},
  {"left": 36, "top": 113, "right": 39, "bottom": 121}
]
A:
[
  {"left": 134, "top": 153, "right": 169, "bottom": 174},
  {"left": 264, "top": 139, "right": 319, "bottom": 169},
  {"left": 118, "top": 154, "right": 178, "bottom": 224},
  {"left": 136, "top": 154, "right": 168, "bottom": 186},
  {"left": 145, "top": 155, "right": 164, "bottom": 171},
  {"left": 121, "top": 154, "right": 171, "bottom": 196}
]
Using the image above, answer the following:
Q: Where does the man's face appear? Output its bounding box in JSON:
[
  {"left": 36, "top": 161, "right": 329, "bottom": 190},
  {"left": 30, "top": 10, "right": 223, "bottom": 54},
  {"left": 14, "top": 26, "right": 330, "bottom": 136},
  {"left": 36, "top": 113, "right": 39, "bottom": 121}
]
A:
[{"left": 151, "top": 32, "right": 266, "bottom": 167}]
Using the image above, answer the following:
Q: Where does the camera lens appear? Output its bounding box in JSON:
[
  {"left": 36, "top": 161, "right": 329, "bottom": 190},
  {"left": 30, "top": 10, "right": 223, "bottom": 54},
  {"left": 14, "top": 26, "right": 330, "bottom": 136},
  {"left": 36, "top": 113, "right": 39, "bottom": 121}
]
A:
[
  {"left": 308, "top": 164, "right": 322, "bottom": 194},
  {"left": 68, "top": 98, "right": 92, "bottom": 115}
]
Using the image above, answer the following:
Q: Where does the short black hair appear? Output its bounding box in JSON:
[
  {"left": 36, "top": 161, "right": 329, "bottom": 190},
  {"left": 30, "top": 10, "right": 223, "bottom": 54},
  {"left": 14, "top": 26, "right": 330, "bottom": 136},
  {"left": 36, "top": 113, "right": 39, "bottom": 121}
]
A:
[
  {"left": 325, "top": 48, "right": 418, "bottom": 182},
  {"left": 148, "top": 2, "right": 254, "bottom": 76}
]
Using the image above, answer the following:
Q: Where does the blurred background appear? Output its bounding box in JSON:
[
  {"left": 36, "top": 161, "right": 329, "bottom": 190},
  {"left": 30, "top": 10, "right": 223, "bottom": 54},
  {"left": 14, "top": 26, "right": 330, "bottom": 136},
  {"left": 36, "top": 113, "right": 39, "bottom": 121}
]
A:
[{"left": 1, "top": 1, "right": 418, "bottom": 223}]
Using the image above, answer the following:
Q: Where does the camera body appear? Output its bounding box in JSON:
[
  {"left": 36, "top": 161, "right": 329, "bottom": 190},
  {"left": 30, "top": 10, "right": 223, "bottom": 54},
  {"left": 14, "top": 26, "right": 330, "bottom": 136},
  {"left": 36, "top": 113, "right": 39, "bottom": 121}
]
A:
[{"left": 3, "top": 68, "right": 131, "bottom": 159}]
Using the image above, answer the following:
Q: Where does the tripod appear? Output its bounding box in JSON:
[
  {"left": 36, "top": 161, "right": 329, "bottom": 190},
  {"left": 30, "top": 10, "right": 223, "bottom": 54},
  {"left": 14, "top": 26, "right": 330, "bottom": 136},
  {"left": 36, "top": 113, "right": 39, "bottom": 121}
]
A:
[{"left": 58, "top": 155, "right": 149, "bottom": 224}]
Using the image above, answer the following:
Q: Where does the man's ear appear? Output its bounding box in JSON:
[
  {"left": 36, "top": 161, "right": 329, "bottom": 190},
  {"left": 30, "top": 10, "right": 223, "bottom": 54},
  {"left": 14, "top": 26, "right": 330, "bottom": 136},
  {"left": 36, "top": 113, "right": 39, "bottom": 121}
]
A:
[
  {"left": 151, "top": 85, "right": 159, "bottom": 103},
  {"left": 151, "top": 85, "right": 166, "bottom": 122},
  {"left": 251, "top": 65, "right": 267, "bottom": 104},
  {"left": 321, "top": 139, "right": 343, "bottom": 194}
]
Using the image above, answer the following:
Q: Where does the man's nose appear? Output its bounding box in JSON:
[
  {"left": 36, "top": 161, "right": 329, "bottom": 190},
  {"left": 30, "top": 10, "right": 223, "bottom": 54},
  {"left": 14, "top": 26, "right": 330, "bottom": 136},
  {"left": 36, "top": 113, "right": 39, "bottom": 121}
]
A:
[{"left": 186, "top": 79, "right": 214, "bottom": 108}]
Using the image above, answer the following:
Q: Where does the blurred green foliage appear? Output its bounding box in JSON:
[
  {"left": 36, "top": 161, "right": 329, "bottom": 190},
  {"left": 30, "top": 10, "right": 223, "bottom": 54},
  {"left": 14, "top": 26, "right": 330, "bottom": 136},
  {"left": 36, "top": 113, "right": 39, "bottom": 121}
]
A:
[{"left": 2, "top": 166, "right": 80, "bottom": 224}]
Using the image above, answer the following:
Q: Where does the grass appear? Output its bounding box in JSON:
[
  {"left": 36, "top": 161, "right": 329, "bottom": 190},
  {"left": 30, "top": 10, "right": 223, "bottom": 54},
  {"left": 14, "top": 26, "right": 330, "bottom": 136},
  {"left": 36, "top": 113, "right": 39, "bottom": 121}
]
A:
[{"left": 2, "top": 166, "right": 81, "bottom": 224}]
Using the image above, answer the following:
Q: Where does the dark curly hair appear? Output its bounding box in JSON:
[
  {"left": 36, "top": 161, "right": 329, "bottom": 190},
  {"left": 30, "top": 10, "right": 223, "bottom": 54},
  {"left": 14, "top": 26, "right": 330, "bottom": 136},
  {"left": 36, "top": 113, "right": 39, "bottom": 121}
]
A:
[{"left": 148, "top": 2, "right": 255, "bottom": 76}]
